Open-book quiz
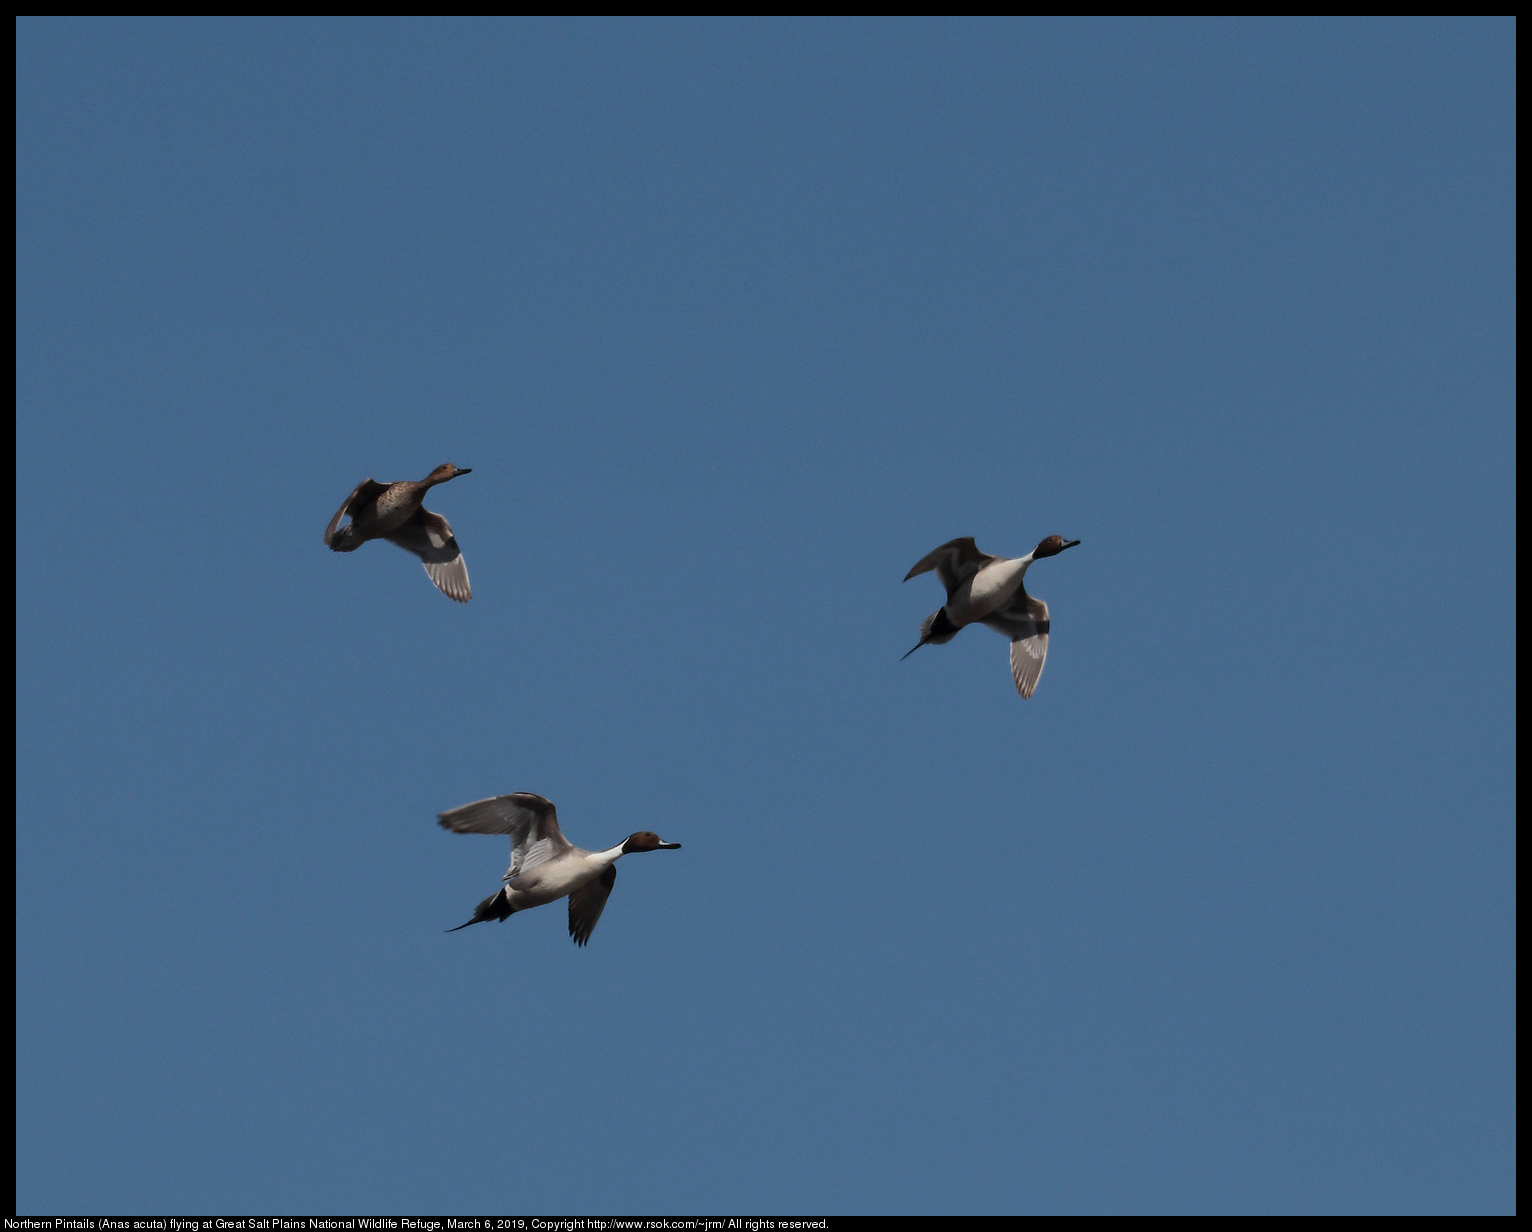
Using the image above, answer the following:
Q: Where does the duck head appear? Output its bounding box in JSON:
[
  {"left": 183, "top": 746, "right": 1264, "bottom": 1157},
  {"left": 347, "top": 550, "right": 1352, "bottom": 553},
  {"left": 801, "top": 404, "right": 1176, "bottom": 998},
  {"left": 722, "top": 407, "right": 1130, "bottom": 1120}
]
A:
[
  {"left": 426, "top": 463, "right": 472, "bottom": 484},
  {"left": 622, "top": 831, "right": 683, "bottom": 853},
  {"left": 1032, "top": 535, "right": 1080, "bottom": 558}
]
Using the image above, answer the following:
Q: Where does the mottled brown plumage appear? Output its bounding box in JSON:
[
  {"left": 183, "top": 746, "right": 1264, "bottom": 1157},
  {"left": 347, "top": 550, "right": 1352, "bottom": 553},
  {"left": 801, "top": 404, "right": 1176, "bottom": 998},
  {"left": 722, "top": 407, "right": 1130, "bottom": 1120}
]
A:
[{"left": 324, "top": 463, "right": 473, "bottom": 601}]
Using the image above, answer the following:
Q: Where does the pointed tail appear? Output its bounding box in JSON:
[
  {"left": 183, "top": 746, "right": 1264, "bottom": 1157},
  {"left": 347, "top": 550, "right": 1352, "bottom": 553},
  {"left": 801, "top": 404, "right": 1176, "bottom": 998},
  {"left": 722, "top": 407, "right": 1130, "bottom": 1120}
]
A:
[
  {"left": 902, "top": 608, "right": 961, "bottom": 660},
  {"left": 446, "top": 887, "right": 513, "bottom": 933}
]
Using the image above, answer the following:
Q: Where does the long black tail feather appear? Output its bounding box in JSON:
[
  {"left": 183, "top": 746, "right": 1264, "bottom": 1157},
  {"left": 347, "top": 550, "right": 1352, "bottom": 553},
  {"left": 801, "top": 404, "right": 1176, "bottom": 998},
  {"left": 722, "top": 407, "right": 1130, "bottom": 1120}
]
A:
[
  {"left": 446, "top": 888, "right": 513, "bottom": 933},
  {"left": 902, "top": 608, "right": 961, "bottom": 659}
]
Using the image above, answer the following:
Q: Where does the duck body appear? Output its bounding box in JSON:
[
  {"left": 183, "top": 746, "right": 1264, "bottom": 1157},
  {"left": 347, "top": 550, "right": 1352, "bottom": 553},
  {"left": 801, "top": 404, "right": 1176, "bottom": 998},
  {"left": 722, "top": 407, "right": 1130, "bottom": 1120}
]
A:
[
  {"left": 903, "top": 534, "right": 1080, "bottom": 698},
  {"left": 944, "top": 554, "right": 1032, "bottom": 626},
  {"left": 336, "top": 479, "right": 434, "bottom": 541},
  {"left": 502, "top": 843, "right": 623, "bottom": 910},
  {"left": 438, "top": 792, "right": 682, "bottom": 946},
  {"left": 325, "top": 463, "right": 473, "bottom": 602}
]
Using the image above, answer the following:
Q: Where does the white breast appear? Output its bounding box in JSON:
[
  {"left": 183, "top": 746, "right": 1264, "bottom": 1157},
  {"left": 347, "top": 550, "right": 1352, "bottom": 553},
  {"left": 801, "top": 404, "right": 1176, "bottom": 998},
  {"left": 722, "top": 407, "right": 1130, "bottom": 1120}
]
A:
[{"left": 949, "top": 557, "right": 1030, "bottom": 624}]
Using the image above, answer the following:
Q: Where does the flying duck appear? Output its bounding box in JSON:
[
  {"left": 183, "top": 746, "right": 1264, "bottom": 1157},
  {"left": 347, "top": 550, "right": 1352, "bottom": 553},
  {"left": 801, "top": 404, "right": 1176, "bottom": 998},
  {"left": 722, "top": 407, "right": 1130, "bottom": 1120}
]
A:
[
  {"left": 439, "top": 792, "right": 682, "bottom": 946},
  {"left": 324, "top": 464, "right": 473, "bottom": 601},
  {"left": 903, "top": 535, "right": 1080, "bottom": 697}
]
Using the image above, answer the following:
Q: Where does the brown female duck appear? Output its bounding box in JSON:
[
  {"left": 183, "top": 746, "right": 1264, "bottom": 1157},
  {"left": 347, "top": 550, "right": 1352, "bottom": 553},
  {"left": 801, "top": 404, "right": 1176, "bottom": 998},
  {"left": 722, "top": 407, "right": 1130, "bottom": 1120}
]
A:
[{"left": 324, "top": 463, "right": 473, "bottom": 602}]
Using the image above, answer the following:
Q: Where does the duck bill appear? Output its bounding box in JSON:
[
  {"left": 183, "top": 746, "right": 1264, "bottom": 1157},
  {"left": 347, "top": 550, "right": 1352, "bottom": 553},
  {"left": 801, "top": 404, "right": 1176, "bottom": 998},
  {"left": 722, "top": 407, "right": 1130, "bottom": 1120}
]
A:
[
  {"left": 1061, "top": 539, "right": 1080, "bottom": 550},
  {"left": 658, "top": 841, "right": 682, "bottom": 849}
]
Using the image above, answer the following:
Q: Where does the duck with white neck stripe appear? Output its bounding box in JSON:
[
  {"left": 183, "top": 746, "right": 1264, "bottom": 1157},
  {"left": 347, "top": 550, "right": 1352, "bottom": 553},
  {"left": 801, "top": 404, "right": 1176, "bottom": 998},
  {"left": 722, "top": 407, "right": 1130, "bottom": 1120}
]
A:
[
  {"left": 902, "top": 534, "right": 1080, "bottom": 698},
  {"left": 439, "top": 792, "right": 682, "bottom": 947}
]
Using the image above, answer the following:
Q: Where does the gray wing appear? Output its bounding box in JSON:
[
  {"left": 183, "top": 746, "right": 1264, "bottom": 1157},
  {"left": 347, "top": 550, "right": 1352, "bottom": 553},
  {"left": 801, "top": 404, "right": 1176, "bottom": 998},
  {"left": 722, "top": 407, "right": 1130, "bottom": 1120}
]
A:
[
  {"left": 904, "top": 537, "right": 998, "bottom": 601},
  {"left": 386, "top": 508, "right": 472, "bottom": 602},
  {"left": 324, "top": 478, "right": 389, "bottom": 546},
  {"left": 437, "top": 792, "right": 571, "bottom": 880},
  {"left": 568, "top": 864, "right": 616, "bottom": 947},
  {"left": 982, "top": 589, "right": 1051, "bottom": 699}
]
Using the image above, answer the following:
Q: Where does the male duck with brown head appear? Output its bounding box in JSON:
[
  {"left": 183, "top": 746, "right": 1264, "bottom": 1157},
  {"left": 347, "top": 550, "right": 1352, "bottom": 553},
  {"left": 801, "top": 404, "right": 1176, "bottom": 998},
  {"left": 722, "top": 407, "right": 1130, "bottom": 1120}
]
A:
[
  {"left": 902, "top": 534, "right": 1080, "bottom": 698},
  {"left": 438, "top": 792, "right": 683, "bottom": 946},
  {"left": 324, "top": 463, "right": 473, "bottom": 601}
]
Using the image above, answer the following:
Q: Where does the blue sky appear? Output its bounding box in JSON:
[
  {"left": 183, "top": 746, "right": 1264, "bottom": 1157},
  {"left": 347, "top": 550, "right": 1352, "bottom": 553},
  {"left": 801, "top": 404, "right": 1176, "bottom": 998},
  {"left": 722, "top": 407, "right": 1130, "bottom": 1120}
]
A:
[{"left": 16, "top": 17, "right": 1515, "bottom": 1215}]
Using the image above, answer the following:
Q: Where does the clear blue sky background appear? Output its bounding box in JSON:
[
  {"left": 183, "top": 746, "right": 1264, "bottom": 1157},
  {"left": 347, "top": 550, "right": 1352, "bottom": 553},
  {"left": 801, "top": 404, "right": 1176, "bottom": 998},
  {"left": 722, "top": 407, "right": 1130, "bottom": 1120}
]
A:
[{"left": 16, "top": 17, "right": 1515, "bottom": 1216}]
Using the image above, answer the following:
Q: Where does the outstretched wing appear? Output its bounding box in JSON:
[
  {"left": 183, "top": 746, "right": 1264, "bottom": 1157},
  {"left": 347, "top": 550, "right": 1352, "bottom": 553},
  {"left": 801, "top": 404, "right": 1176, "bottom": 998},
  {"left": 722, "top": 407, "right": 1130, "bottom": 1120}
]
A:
[
  {"left": 903, "top": 537, "right": 998, "bottom": 601},
  {"left": 386, "top": 508, "right": 472, "bottom": 602},
  {"left": 568, "top": 864, "right": 616, "bottom": 947},
  {"left": 982, "top": 588, "right": 1051, "bottom": 699},
  {"left": 324, "top": 479, "right": 389, "bottom": 547},
  {"left": 437, "top": 792, "right": 571, "bottom": 880}
]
